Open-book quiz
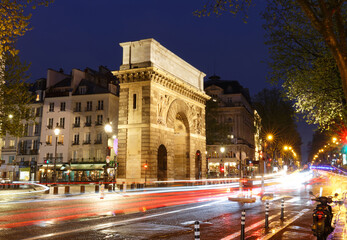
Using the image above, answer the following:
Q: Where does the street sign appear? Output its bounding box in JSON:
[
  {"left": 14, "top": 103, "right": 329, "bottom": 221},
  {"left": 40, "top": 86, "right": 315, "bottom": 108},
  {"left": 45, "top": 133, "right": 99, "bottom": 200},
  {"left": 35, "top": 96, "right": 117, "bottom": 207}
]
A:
[{"left": 106, "top": 156, "right": 110, "bottom": 163}]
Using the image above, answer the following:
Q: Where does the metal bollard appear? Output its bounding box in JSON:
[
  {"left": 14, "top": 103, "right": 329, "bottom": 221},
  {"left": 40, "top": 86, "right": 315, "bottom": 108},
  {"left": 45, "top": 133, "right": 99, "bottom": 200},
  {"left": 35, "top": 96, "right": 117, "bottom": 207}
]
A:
[
  {"left": 108, "top": 184, "right": 112, "bottom": 192},
  {"left": 280, "top": 198, "right": 284, "bottom": 220},
  {"left": 53, "top": 186, "right": 58, "bottom": 195},
  {"left": 100, "top": 184, "right": 105, "bottom": 199},
  {"left": 194, "top": 221, "right": 200, "bottom": 240},
  {"left": 265, "top": 201, "right": 269, "bottom": 228},
  {"left": 80, "top": 185, "right": 85, "bottom": 194},
  {"left": 95, "top": 184, "right": 99, "bottom": 193},
  {"left": 241, "top": 210, "right": 246, "bottom": 240},
  {"left": 64, "top": 186, "right": 70, "bottom": 194}
]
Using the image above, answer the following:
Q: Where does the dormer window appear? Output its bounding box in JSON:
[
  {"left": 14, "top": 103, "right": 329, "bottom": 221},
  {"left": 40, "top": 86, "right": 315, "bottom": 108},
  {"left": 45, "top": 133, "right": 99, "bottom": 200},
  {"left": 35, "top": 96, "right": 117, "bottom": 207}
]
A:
[{"left": 79, "top": 86, "right": 87, "bottom": 94}]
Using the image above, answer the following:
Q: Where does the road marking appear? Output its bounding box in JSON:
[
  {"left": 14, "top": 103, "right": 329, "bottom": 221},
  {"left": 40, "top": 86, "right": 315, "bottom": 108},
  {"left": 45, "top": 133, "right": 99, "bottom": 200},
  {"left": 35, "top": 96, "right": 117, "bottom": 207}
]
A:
[
  {"left": 258, "top": 208, "right": 310, "bottom": 240},
  {"left": 220, "top": 212, "right": 281, "bottom": 240},
  {"left": 23, "top": 199, "right": 226, "bottom": 240},
  {"left": 286, "top": 197, "right": 300, "bottom": 203}
]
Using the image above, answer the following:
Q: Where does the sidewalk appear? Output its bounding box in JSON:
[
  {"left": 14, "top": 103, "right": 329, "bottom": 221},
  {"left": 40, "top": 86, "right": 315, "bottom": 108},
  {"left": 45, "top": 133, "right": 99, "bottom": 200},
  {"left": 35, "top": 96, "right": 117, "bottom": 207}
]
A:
[{"left": 328, "top": 192, "right": 347, "bottom": 240}]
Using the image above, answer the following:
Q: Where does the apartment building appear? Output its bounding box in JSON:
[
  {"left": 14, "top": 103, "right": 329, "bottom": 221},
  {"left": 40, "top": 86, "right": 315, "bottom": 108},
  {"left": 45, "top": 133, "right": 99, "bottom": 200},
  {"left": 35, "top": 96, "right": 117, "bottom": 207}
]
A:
[
  {"left": 38, "top": 66, "right": 119, "bottom": 182},
  {"left": 204, "top": 75, "right": 257, "bottom": 177},
  {"left": 0, "top": 78, "right": 46, "bottom": 181}
]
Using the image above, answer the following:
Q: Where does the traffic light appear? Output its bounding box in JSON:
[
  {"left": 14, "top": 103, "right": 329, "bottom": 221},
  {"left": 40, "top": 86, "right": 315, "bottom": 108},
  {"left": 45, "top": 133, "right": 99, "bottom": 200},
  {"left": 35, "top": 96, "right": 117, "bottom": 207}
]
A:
[{"left": 44, "top": 159, "right": 49, "bottom": 164}]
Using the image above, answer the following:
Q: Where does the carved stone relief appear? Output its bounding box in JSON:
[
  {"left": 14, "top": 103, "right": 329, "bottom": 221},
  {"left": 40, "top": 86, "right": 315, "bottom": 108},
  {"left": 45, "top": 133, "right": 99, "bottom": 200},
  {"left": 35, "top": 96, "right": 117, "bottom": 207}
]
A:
[{"left": 157, "top": 94, "right": 171, "bottom": 125}]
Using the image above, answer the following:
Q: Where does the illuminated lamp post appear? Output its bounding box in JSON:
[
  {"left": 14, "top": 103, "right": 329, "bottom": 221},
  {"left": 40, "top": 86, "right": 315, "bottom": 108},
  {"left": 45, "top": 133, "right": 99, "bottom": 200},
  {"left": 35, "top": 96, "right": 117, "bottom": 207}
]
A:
[
  {"left": 53, "top": 123, "right": 60, "bottom": 183},
  {"left": 265, "top": 134, "right": 274, "bottom": 173},
  {"left": 104, "top": 122, "right": 112, "bottom": 184}
]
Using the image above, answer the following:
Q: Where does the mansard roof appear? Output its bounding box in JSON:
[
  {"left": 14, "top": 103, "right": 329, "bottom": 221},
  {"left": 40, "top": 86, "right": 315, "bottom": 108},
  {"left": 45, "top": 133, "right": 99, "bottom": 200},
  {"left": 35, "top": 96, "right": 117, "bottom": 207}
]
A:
[
  {"left": 204, "top": 75, "right": 251, "bottom": 103},
  {"left": 73, "top": 79, "right": 109, "bottom": 95}
]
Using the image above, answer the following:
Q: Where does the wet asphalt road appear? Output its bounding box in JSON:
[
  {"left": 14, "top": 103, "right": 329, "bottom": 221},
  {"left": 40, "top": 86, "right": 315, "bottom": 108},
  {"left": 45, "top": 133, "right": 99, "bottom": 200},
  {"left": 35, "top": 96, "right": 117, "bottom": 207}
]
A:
[{"left": 0, "top": 172, "right": 342, "bottom": 240}]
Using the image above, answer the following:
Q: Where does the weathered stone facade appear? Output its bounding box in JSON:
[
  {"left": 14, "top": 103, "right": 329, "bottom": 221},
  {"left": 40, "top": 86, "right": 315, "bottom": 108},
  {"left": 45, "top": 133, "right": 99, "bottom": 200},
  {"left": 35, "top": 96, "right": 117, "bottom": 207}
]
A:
[{"left": 113, "top": 39, "right": 210, "bottom": 183}]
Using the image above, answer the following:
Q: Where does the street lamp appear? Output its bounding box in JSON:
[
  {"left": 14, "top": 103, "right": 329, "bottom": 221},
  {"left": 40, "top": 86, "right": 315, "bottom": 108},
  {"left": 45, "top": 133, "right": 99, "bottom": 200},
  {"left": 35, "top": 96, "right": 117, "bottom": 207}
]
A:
[
  {"left": 104, "top": 123, "right": 112, "bottom": 184},
  {"left": 53, "top": 123, "right": 60, "bottom": 183}
]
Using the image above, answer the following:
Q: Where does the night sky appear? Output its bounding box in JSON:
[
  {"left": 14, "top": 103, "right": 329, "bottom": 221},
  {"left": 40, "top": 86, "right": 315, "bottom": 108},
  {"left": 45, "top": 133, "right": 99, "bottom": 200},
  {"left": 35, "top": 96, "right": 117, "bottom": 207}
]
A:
[{"left": 17, "top": 0, "right": 315, "bottom": 161}]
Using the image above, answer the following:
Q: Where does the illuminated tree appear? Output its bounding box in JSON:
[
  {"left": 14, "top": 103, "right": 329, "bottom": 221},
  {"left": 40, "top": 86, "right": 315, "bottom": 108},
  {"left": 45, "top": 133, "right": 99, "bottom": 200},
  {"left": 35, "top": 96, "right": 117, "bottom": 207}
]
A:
[
  {"left": 262, "top": 1, "right": 346, "bottom": 129},
  {"left": 0, "top": 1, "right": 52, "bottom": 137},
  {"left": 196, "top": 0, "right": 347, "bottom": 113},
  {"left": 253, "top": 88, "right": 302, "bottom": 159}
]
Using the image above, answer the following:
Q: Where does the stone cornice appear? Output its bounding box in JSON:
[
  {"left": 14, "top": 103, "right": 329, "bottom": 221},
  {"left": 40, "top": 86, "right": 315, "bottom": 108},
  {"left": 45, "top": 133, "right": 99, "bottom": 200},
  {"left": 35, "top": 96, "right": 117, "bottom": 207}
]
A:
[{"left": 113, "top": 67, "right": 210, "bottom": 104}]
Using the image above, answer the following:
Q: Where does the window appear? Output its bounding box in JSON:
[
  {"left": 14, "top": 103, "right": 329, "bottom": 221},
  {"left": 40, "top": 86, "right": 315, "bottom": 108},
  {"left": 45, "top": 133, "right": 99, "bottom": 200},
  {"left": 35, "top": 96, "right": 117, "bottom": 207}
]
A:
[
  {"left": 85, "top": 116, "right": 92, "bottom": 126},
  {"left": 60, "top": 102, "right": 66, "bottom": 111},
  {"left": 46, "top": 135, "right": 52, "bottom": 145},
  {"left": 36, "top": 107, "right": 41, "bottom": 117},
  {"left": 34, "top": 124, "right": 40, "bottom": 135},
  {"left": 48, "top": 118, "right": 53, "bottom": 129},
  {"left": 97, "top": 100, "right": 103, "bottom": 110},
  {"left": 86, "top": 101, "right": 92, "bottom": 111},
  {"left": 96, "top": 150, "right": 101, "bottom": 160},
  {"left": 96, "top": 115, "right": 103, "bottom": 125},
  {"left": 58, "top": 135, "right": 64, "bottom": 145},
  {"left": 9, "top": 140, "right": 15, "bottom": 147},
  {"left": 73, "top": 134, "right": 79, "bottom": 145},
  {"left": 74, "top": 117, "right": 80, "bottom": 127},
  {"left": 46, "top": 153, "right": 53, "bottom": 160},
  {"left": 49, "top": 102, "right": 54, "bottom": 112},
  {"left": 35, "top": 94, "right": 40, "bottom": 101},
  {"left": 57, "top": 153, "right": 63, "bottom": 162},
  {"left": 95, "top": 133, "right": 102, "bottom": 144},
  {"left": 133, "top": 94, "right": 137, "bottom": 109},
  {"left": 33, "top": 140, "right": 39, "bottom": 150},
  {"left": 79, "top": 86, "right": 87, "bottom": 94},
  {"left": 84, "top": 132, "right": 91, "bottom": 144},
  {"left": 59, "top": 117, "right": 65, "bottom": 129},
  {"left": 9, "top": 156, "right": 15, "bottom": 164},
  {"left": 72, "top": 151, "right": 78, "bottom": 160},
  {"left": 24, "top": 123, "right": 29, "bottom": 136},
  {"left": 75, "top": 102, "right": 81, "bottom": 112}
]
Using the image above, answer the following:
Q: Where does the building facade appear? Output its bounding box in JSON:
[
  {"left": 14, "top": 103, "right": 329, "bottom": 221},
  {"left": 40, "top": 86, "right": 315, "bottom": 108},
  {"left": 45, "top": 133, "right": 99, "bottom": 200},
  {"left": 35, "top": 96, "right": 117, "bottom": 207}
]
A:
[
  {"left": 204, "top": 76, "right": 258, "bottom": 178},
  {"left": 38, "top": 66, "right": 119, "bottom": 182},
  {"left": 0, "top": 78, "right": 46, "bottom": 181}
]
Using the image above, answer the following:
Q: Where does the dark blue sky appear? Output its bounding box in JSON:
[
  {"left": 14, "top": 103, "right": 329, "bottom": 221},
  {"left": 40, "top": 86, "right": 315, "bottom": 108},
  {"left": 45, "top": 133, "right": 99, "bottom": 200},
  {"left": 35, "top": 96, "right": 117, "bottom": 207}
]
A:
[{"left": 17, "top": 0, "right": 315, "bottom": 161}]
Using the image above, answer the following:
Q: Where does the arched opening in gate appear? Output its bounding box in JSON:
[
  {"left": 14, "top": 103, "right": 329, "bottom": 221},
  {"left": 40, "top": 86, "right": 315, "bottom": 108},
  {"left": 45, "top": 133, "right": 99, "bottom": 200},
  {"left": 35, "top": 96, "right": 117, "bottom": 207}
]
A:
[
  {"left": 173, "top": 113, "right": 190, "bottom": 179},
  {"left": 195, "top": 150, "right": 202, "bottom": 179},
  {"left": 157, "top": 144, "right": 167, "bottom": 181}
]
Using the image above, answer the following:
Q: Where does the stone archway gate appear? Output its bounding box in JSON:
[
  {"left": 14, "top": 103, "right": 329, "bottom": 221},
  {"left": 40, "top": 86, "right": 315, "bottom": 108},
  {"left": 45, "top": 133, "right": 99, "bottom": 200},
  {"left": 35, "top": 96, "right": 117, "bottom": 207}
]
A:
[{"left": 113, "top": 39, "right": 210, "bottom": 184}]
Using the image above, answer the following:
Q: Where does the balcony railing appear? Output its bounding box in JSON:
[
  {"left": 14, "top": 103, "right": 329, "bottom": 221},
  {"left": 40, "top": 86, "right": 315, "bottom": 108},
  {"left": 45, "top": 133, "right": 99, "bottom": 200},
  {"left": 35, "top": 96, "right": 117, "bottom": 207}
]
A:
[
  {"left": 72, "top": 141, "right": 79, "bottom": 145},
  {"left": 94, "top": 139, "right": 102, "bottom": 144},
  {"left": 73, "top": 123, "right": 80, "bottom": 128},
  {"left": 84, "top": 122, "right": 92, "bottom": 127},
  {"left": 47, "top": 125, "right": 53, "bottom": 129},
  {"left": 95, "top": 121, "right": 102, "bottom": 126},
  {"left": 83, "top": 140, "right": 91, "bottom": 145},
  {"left": 70, "top": 158, "right": 105, "bottom": 163},
  {"left": 30, "top": 149, "right": 38, "bottom": 155}
]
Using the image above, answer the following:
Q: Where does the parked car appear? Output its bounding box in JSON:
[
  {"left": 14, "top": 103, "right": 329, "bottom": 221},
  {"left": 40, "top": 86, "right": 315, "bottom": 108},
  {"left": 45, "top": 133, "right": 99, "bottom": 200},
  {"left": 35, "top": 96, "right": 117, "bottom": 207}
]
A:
[{"left": 0, "top": 178, "right": 11, "bottom": 184}]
